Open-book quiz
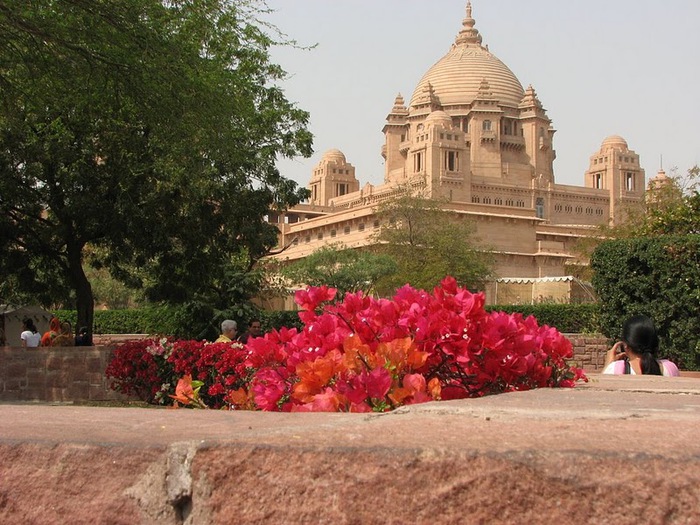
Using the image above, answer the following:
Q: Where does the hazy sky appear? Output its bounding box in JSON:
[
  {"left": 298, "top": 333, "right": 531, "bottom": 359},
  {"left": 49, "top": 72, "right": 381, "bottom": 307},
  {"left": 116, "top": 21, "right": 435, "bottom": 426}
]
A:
[{"left": 264, "top": 0, "right": 700, "bottom": 189}]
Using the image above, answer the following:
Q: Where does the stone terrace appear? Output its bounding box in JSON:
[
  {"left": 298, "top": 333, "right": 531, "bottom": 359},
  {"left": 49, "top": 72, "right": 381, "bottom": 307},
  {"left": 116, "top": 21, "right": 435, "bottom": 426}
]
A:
[{"left": 1, "top": 375, "right": 699, "bottom": 524}]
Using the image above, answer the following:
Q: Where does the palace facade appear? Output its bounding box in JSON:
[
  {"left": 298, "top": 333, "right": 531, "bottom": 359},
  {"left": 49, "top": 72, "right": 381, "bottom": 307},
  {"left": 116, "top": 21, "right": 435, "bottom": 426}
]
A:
[{"left": 267, "top": 3, "right": 663, "bottom": 303}]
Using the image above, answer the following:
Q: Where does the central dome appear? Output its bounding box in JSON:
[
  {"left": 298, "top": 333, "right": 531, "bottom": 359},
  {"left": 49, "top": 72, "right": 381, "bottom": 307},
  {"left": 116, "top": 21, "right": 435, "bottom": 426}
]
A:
[{"left": 409, "top": 3, "right": 524, "bottom": 110}]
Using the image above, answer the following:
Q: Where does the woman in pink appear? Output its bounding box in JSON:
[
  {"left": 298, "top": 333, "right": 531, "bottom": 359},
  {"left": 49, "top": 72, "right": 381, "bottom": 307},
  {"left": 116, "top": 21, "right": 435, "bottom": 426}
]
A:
[{"left": 603, "top": 315, "right": 680, "bottom": 376}]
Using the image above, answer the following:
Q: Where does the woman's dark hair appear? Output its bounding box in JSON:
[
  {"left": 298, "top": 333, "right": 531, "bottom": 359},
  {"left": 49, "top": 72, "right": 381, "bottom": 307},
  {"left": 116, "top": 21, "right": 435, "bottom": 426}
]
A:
[
  {"left": 22, "top": 318, "right": 38, "bottom": 334},
  {"left": 622, "top": 315, "right": 662, "bottom": 375}
]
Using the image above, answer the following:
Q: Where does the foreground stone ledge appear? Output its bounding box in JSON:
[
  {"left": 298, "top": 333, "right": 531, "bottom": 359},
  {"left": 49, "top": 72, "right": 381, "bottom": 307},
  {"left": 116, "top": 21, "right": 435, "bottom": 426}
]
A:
[{"left": 1, "top": 375, "right": 699, "bottom": 525}]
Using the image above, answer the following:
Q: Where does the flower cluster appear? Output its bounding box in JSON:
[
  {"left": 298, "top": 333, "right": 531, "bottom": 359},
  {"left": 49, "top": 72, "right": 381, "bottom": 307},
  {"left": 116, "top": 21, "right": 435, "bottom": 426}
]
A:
[{"left": 107, "top": 277, "right": 586, "bottom": 411}]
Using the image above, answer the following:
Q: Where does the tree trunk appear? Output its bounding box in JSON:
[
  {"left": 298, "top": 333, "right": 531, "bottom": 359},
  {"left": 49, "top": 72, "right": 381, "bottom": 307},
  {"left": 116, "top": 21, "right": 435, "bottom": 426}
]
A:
[{"left": 66, "top": 240, "right": 94, "bottom": 345}]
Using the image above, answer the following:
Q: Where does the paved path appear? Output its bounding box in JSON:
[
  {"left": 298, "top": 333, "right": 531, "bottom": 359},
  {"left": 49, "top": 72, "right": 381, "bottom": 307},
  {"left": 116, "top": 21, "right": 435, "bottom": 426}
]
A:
[{"left": 1, "top": 375, "right": 699, "bottom": 524}]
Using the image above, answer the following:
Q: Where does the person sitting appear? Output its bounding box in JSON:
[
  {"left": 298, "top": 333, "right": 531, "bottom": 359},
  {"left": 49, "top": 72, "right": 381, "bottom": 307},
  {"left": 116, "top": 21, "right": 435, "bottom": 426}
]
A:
[
  {"left": 20, "top": 318, "right": 41, "bottom": 348},
  {"left": 602, "top": 315, "right": 680, "bottom": 376},
  {"left": 238, "top": 318, "right": 262, "bottom": 344},
  {"left": 52, "top": 322, "right": 74, "bottom": 347},
  {"left": 74, "top": 326, "right": 91, "bottom": 346},
  {"left": 214, "top": 320, "right": 237, "bottom": 343},
  {"left": 41, "top": 316, "right": 61, "bottom": 346}
]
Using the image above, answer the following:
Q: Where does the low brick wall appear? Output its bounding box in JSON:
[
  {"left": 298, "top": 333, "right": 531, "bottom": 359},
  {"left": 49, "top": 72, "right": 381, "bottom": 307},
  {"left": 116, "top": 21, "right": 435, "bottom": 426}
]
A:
[
  {"left": 565, "top": 333, "right": 609, "bottom": 372},
  {"left": 0, "top": 346, "right": 135, "bottom": 403}
]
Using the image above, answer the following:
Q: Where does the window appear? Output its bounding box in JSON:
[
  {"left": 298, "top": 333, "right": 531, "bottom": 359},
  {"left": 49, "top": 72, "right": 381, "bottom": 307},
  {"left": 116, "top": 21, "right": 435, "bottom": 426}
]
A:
[
  {"left": 482, "top": 120, "right": 492, "bottom": 131},
  {"left": 445, "top": 151, "right": 459, "bottom": 171},
  {"left": 317, "top": 232, "right": 323, "bottom": 240},
  {"left": 414, "top": 152, "right": 423, "bottom": 172},
  {"left": 626, "top": 173, "right": 635, "bottom": 191},
  {"left": 373, "top": 220, "right": 380, "bottom": 229},
  {"left": 536, "top": 197, "right": 545, "bottom": 218},
  {"left": 304, "top": 236, "right": 311, "bottom": 243},
  {"left": 472, "top": 196, "right": 480, "bottom": 203},
  {"left": 344, "top": 226, "right": 351, "bottom": 235},
  {"left": 330, "top": 230, "right": 336, "bottom": 238},
  {"left": 483, "top": 197, "right": 491, "bottom": 204},
  {"left": 495, "top": 198, "right": 503, "bottom": 206},
  {"left": 506, "top": 199, "right": 514, "bottom": 206},
  {"left": 594, "top": 173, "right": 602, "bottom": 189},
  {"left": 336, "top": 183, "right": 349, "bottom": 197},
  {"left": 358, "top": 223, "right": 365, "bottom": 232}
]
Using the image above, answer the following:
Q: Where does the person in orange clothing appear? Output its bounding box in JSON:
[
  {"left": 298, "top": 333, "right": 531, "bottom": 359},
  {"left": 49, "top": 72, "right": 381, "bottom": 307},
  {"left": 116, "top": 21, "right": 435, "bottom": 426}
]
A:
[{"left": 41, "top": 316, "right": 61, "bottom": 347}]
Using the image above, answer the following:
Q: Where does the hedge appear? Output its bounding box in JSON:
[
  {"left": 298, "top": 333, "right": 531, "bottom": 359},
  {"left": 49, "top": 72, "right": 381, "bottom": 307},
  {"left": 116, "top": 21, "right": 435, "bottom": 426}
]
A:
[
  {"left": 52, "top": 303, "right": 600, "bottom": 338},
  {"left": 591, "top": 235, "right": 700, "bottom": 370},
  {"left": 485, "top": 303, "right": 601, "bottom": 334}
]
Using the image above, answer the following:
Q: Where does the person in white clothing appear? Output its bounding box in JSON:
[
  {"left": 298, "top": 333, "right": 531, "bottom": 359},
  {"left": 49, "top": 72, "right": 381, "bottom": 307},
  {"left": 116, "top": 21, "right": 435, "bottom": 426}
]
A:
[
  {"left": 20, "top": 318, "right": 42, "bottom": 348},
  {"left": 602, "top": 315, "right": 679, "bottom": 376}
]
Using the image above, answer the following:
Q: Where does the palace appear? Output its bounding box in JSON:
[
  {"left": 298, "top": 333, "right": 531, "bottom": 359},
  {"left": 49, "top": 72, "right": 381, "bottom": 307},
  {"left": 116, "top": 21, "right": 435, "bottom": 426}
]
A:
[{"left": 267, "top": 2, "right": 664, "bottom": 304}]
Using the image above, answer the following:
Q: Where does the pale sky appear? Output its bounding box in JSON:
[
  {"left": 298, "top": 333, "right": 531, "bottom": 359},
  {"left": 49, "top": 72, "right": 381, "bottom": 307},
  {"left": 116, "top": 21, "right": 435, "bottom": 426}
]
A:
[{"left": 264, "top": 0, "right": 700, "bottom": 190}]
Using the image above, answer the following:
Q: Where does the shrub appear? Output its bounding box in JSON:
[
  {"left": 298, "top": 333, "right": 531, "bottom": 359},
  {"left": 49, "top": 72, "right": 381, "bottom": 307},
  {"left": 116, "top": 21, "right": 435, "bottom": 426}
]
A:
[
  {"left": 591, "top": 235, "right": 700, "bottom": 369},
  {"left": 107, "top": 277, "right": 587, "bottom": 411},
  {"left": 486, "top": 304, "right": 600, "bottom": 334}
]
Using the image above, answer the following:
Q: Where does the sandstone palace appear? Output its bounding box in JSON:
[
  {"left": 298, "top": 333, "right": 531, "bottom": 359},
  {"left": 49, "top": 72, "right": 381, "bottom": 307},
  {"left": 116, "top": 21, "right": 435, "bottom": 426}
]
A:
[{"left": 267, "top": 2, "right": 666, "bottom": 304}]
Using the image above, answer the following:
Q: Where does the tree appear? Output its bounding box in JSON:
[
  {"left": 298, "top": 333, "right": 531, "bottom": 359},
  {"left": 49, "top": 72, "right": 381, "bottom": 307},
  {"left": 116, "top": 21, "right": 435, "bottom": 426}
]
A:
[
  {"left": 591, "top": 235, "right": 700, "bottom": 370},
  {"left": 372, "top": 193, "right": 493, "bottom": 295},
  {"left": 281, "top": 243, "right": 397, "bottom": 298},
  {"left": 0, "top": 1, "right": 312, "bottom": 339},
  {"left": 573, "top": 165, "right": 700, "bottom": 267}
]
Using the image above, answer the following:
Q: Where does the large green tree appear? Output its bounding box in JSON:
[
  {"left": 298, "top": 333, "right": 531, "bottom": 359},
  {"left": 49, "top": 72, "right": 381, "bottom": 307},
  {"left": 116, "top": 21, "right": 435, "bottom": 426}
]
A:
[
  {"left": 281, "top": 243, "right": 397, "bottom": 298},
  {"left": 372, "top": 194, "right": 493, "bottom": 295},
  {"left": 0, "top": 0, "right": 312, "bottom": 338}
]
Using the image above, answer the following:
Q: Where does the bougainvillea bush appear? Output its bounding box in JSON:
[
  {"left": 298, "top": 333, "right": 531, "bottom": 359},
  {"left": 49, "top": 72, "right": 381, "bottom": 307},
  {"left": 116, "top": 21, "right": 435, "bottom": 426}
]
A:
[{"left": 106, "top": 277, "right": 586, "bottom": 412}]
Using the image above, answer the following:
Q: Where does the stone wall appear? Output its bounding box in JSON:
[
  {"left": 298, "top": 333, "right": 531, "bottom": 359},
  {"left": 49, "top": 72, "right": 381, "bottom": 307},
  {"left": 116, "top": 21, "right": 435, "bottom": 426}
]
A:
[
  {"left": 565, "top": 333, "right": 609, "bottom": 372},
  {"left": 0, "top": 346, "right": 135, "bottom": 403}
]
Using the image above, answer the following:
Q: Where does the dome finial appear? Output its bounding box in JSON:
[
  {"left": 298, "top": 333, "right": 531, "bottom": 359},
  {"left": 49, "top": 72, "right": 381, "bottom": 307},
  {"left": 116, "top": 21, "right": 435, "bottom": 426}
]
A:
[{"left": 455, "top": 1, "right": 483, "bottom": 46}]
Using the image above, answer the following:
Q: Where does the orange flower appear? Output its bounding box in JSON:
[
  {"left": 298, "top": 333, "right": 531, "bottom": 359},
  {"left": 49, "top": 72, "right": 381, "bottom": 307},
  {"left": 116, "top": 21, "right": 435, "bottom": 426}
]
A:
[
  {"left": 428, "top": 377, "right": 442, "bottom": 400},
  {"left": 376, "top": 337, "right": 428, "bottom": 373},
  {"left": 225, "top": 388, "right": 249, "bottom": 407},
  {"left": 169, "top": 374, "right": 195, "bottom": 405},
  {"left": 293, "top": 350, "right": 343, "bottom": 403},
  {"left": 341, "top": 335, "right": 373, "bottom": 372}
]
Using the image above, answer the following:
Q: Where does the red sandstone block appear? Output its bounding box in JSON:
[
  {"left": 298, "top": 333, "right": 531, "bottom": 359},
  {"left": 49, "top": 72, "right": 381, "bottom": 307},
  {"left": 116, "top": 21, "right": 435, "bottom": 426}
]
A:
[
  {"left": 26, "top": 370, "right": 47, "bottom": 386},
  {"left": 3, "top": 378, "right": 26, "bottom": 391},
  {"left": 46, "top": 371, "right": 71, "bottom": 388},
  {"left": 86, "top": 357, "right": 104, "bottom": 373},
  {"left": 45, "top": 387, "right": 67, "bottom": 402},
  {"left": 5, "top": 362, "right": 28, "bottom": 377},
  {"left": 67, "top": 382, "right": 90, "bottom": 401},
  {"left": 46, "top": 355, "right": 64, "bottom": 371},
  {"left": 86, "top": 372, "right": 107, "bottom": 386}
]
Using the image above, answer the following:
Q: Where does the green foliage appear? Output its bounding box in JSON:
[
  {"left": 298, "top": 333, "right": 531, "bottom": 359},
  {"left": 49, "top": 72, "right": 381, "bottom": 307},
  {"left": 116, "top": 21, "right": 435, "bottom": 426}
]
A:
[
  {"left": 54, "top": 307, "right": 180, "bottom": 336},
  {"left": 282, "top": 243, "right": 397, "bottom": 297},
  {"left": 372, "top": 193, "right": 493, "bottom": 295},
  {"left": 0, "top": 0, "right": 312, "bottom": 335},
  {"left": 591, "top": 235, "right": 700, "bottom": 369},
  {"left": 486, "top": 304, "right": 601, "bottom": 334},
  {"left": 52, "top": 306, "right": 302, "bottom": 339}
]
